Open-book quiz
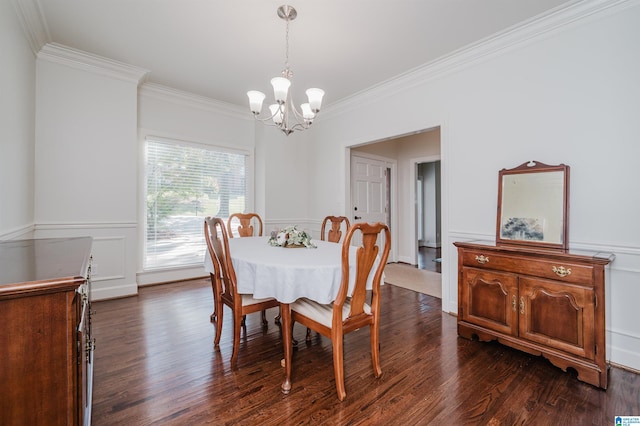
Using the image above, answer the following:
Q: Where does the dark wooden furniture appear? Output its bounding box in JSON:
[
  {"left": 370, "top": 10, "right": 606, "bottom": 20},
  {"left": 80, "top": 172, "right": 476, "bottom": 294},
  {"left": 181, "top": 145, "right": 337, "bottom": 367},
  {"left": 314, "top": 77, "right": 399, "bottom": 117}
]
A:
[
  {"left": 303, "top": 215, "right": 352, "bottom": 341},
  {"left": 320, "top": 215, "right": 351, "bottom": 243},
  {"left": 0, "top": 237, "right": 94, "bottom": 425},
  {"left": 227, "top": 212, "right": 263, "bottom": 238},
  {"left": 210, "top": 214, "right": 268, "bottom": 324},
  {"left": 454, "top": 240, "right": 613, "bottom": 388},
  {"left": 290, "top": 222, "right": 391, "bottom": 400},
  {"left": 204, "top": 217, "right": 279, "bottom": 370}
]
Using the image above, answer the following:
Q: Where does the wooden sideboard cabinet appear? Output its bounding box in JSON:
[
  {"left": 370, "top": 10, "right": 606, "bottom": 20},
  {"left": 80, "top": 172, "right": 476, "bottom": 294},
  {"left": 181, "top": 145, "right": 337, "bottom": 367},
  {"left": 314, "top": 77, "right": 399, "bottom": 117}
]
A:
[
  {"left": 454, "top": 241, "right": 613, "bottom": 389},
  {"left": 0, "top": 237, "right": 94, "bottom": 425}
]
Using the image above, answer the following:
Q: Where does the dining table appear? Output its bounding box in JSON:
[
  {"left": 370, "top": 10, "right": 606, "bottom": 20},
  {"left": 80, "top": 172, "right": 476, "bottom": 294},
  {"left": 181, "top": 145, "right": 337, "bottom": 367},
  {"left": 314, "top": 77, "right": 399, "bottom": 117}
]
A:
[{"left": 204, "top": 235, "right": 381, "bottom": 394}]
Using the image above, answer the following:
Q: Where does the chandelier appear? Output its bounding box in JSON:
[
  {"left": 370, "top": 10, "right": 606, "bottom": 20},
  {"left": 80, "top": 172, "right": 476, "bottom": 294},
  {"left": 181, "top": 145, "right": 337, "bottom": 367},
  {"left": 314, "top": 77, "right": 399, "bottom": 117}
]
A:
[{"left": 247, "top": 5, "right": 325, "bottom": 136}]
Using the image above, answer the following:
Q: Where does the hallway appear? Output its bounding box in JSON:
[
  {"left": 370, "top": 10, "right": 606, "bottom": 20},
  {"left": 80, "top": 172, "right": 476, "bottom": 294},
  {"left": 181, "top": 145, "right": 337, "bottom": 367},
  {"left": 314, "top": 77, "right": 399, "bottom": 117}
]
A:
[{"left": 418, "top": 246, "right": 441, "bottom": 273}]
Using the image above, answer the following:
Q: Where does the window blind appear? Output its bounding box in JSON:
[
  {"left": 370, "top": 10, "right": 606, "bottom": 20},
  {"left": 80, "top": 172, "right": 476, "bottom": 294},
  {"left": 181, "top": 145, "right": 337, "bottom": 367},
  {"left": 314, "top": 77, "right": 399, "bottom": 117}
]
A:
[{"left": 145, "top": 138, "right": 248, "bottom": 270}]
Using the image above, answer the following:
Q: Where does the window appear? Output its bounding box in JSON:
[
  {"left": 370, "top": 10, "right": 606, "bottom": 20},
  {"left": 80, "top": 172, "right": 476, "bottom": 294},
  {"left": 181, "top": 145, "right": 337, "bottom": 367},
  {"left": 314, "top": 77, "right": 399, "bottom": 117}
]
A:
[{"left": 144, "top": 138, "right": 249, "bottom": 270}]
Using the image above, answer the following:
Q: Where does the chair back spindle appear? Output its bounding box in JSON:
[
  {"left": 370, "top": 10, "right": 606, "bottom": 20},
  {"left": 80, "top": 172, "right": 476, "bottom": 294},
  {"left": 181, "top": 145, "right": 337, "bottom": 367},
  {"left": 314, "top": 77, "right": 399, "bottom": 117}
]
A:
[
  {"left": 227, "top": 213, "right": 263, "bottom": 238},
  {"left": 321, "top": 215, "right": 351, "bottom": 243},
  {"left": 337, "top": 223, "right": 390, "bottom": 325}
]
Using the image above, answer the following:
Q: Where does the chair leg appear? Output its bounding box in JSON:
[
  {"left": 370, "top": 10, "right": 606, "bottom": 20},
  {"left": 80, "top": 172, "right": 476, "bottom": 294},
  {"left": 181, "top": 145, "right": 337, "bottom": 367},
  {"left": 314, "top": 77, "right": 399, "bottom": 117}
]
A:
[
  {"left": 214, "top": 302, "right": 224, "bottom": 347},
  {"left": 274, "top": 307, "right": 281, "bottom": 325},
  {"left": 370, "top": 323, "right": 382, "bottom": 378},
  {"left": 291, "top": 318, "right": 297, "bottom": 347},
  {"left": 261, "top": 309, "right": 268, "bottom": 327},
  {"left": 241, "top": 315, "right": 246, "bottom": 327},
  {"left": 332, "top": 334, "right": 346, "bottom": 401},
  {"left": 305, "top": 327, "right": 312, "bottom": 342},
  {"left": 231, "top": 313, "right": 242, "bottom": 370},
  {"left": 209, "top": 274, "right": 217, "bottom": 323}
]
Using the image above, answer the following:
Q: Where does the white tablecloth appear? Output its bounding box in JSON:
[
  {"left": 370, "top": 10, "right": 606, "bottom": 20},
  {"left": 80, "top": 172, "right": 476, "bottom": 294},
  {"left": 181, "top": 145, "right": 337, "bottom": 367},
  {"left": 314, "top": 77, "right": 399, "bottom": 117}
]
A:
[{"left": 204, "top": 236, "right": 380, "bottom": 304}]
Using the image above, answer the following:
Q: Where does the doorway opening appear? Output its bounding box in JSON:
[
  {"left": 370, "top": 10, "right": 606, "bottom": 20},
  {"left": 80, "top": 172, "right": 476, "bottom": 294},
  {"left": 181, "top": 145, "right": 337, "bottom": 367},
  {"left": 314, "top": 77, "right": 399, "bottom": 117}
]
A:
[{"left": 416, "top": 160, "right": 441, "bottom": 273}]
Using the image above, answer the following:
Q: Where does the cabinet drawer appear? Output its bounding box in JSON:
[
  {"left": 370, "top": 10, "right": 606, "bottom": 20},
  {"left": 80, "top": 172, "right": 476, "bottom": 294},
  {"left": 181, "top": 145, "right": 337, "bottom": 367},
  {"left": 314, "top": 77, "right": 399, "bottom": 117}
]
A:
[{"left": 461, "top": 250, "right": 594, "bottom": 286}]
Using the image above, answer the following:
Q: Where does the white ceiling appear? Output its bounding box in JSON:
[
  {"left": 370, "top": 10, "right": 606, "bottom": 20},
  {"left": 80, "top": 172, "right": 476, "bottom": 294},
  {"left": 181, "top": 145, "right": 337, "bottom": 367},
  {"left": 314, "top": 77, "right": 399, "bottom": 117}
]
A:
[{"left": 31, "top": 0, "right": 572, "bottom": 108}]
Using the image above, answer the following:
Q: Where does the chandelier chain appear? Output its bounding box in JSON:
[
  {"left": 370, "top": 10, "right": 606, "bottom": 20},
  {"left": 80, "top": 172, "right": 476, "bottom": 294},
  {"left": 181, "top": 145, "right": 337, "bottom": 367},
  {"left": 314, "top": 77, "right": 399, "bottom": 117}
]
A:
[{"left": 283, "top": 17, "right": 292, "bottom": 78}]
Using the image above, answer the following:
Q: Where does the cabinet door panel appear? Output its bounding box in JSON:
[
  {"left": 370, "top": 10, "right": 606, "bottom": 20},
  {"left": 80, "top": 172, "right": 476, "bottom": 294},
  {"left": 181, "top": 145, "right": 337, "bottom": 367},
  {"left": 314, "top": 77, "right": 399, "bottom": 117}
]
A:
[
  {"left": 461, "top": 267, "right": 518, "bottom": 336},
  {"left": 519, "top": 277, "right": 595, "bottom": 358}
]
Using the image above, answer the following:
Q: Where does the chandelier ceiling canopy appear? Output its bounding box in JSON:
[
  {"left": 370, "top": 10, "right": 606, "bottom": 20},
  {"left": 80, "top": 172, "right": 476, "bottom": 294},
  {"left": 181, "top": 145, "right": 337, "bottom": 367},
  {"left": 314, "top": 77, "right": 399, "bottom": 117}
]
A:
[{"left": 247, "top": 5, "right": 325, "bottom": 136}]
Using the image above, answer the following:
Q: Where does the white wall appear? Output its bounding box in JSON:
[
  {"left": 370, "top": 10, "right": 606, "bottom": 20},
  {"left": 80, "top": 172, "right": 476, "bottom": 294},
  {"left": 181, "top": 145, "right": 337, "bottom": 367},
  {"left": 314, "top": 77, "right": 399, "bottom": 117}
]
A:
[
  {"left": 258, "top": 126, "right": 312, "bottom": 233},
  {"left": 0, "top": 0, "right": 35, "bottom": 239},
  {"left": 136, "top": 83, "right": 255, "bottom": 285},
  {"left": 310, "top": 2, "right": 640, "bottom": 370},
  {"left": 34, "top": 44, "right": 147, "bottom": 300},
  {"left": 137, "top": 84, "right": 312, "bottom": 259}
]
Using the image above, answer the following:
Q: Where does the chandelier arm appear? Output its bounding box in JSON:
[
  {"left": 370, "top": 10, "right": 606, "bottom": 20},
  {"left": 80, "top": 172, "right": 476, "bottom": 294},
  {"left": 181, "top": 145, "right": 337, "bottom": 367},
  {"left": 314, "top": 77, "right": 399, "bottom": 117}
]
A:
[
  {"left": 286, "top": 96, "right": 309, "bottom": 124},
  {"left": 252, "top": 109, "right": 280, "bottom": 124}
]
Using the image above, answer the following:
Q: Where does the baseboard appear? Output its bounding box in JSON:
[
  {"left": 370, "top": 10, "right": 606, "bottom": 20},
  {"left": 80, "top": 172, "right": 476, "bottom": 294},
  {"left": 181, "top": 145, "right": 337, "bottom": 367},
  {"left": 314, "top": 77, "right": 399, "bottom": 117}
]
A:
[
  {"left": 419, "top": 243, "right": 441, "bottom": 248},
  {"left": 396, "top": 255, "right": 415, "bottom": 265},
  {"left": 91, "top": 282, "right": 138, "bottom": 301},
  {"left": 609, "top": 329, "right": 640, "bottom": 372},
  {"left": 137, "top": 265, "right": 206, "bottom": 286}
]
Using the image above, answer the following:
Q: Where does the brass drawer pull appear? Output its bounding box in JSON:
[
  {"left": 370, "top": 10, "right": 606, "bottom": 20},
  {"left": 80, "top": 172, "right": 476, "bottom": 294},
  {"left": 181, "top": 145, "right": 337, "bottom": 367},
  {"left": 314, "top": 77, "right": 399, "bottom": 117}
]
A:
[
  {"left": 475, "top": 255, "right": 489, "bottom": 264},
  {"left": 512, "top": 295, "right": 517, "bottom": 312},
  {"left": 520, "top": 297, "right": 525, "bottom": 314},
  {"left": 552, "top": 266, "right": 571, "bottom": 277}
]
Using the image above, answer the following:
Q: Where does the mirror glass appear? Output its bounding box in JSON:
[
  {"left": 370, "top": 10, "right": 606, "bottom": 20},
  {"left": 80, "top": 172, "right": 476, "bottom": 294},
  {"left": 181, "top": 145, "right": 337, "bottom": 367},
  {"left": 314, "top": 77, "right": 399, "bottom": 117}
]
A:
[{"left": 496, "top": 161, "right": 569, "bottom": 250}]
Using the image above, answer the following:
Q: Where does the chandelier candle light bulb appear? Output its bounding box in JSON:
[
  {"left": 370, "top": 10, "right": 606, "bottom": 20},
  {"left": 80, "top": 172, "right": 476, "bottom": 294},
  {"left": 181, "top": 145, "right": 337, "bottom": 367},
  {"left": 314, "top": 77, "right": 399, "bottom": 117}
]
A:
[
  {"left": 271, "top": 77, "right": 291, "bottom": 104},
  {"left": 269, "top": 104, "right": 284, "bottom": 125},
  {"left": 247, "top": 91, "right": 266, "bottom": 114},
  {"left": 246, "top": 5, "right": 324, "bottom": 136}
]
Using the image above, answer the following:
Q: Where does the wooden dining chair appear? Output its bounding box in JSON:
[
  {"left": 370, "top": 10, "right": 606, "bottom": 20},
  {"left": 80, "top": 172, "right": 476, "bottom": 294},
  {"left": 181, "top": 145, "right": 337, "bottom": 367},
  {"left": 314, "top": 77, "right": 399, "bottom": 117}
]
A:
[
  {"left": 227, "top": 212, "right": 263, "bottom": 238},
  {"left": 225, "top": 212, "right": 269, "bottom": 324},
  {"left": 290, "top": 222, "right": 391, "bottom": 401},
  {"left": 301, "top": 215, "right": 351, "bottom": 339},
  {"left": 204, "top": 217, "right": 280, "bottom": 369},
  {"left": 320, "top": 215, "right": 351, "bottom": 243}
]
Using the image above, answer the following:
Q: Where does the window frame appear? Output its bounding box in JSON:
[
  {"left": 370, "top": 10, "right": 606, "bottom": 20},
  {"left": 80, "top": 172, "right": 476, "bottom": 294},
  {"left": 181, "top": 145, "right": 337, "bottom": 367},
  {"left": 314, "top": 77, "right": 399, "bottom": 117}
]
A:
[{"left": 141, "top": 135, "right": 254, "bottom": 272}]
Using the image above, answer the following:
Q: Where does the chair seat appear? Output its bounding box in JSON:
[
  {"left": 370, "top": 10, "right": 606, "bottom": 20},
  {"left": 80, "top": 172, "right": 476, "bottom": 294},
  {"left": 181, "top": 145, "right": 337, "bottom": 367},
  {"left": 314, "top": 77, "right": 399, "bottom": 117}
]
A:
[
  {"left": 291, "top": 297, "right": 371, "bottom": 328},
  {"left": 240, "top": 293, "right": 276, "bottom": 306}
]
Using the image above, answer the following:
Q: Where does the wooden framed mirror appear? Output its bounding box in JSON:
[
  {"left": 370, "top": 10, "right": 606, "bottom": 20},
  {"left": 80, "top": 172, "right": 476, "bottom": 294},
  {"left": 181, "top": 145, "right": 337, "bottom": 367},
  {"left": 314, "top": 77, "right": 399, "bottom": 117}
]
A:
[{"left": 496, "top": 160, "right": 570, "bottom": 250}]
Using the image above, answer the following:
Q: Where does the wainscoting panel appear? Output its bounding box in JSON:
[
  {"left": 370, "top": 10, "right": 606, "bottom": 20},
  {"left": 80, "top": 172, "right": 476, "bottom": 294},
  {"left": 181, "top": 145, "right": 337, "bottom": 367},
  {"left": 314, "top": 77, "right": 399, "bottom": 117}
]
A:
[{"left": 34, "top": 222, "right": 138, "bottom": 300}]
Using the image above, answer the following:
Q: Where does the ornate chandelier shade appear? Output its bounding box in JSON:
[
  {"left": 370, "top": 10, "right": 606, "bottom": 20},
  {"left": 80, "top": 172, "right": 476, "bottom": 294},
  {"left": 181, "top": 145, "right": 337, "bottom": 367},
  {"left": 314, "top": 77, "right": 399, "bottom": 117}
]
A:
[{"left": 247, "top": 5, "right": 325, "bottom": 136}]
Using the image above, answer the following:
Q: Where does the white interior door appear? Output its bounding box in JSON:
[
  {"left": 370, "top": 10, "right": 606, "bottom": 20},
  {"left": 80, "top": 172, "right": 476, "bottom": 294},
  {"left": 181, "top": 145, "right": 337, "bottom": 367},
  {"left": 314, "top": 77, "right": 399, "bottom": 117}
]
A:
[
  {"left": 351, "top": 154, "right": 387, "bottom": 225},
  {"left": 350, "top": 154, "right": 392, "bottom": 259}
]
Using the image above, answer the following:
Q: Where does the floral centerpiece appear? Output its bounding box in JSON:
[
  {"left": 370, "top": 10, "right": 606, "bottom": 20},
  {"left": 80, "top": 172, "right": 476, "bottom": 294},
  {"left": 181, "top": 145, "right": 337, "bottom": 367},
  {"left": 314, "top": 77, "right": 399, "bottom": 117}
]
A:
[{"left": 268, "top": 225, "right": 316, "bottom": 248}]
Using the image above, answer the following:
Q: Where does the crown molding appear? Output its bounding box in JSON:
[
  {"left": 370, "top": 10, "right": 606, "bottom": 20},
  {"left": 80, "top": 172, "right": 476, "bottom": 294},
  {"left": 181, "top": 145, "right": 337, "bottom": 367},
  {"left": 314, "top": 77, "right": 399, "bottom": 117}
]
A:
[
  {"left": 139, "top": 82, "right": 251, "bottom": 120},
  {"left": 37, "top": 43, "right": 150, "bottom": 85},
  {"left": 324, "top": 0, "right": 636, "bottom": 119},
  {"left": 10, "top": 0, "right": 51, "bottom": 55}
]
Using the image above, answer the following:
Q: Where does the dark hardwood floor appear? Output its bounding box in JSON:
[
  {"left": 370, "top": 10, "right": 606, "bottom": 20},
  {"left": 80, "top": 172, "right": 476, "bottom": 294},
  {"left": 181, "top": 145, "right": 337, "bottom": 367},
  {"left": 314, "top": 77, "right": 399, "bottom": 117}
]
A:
[
  {"left": 418, "top": 246, "right": 441, "bottom": 273},
  {"left": 91, "top": 278, "right": 639, "bottom": 425}
]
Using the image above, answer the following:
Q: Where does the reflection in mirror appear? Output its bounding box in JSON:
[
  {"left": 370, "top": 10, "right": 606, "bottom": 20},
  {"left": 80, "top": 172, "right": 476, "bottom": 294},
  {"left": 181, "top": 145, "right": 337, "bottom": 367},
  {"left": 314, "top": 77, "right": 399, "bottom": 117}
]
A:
[{"left": 496, "top": 161, "right": 569, "bottom": 250}]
